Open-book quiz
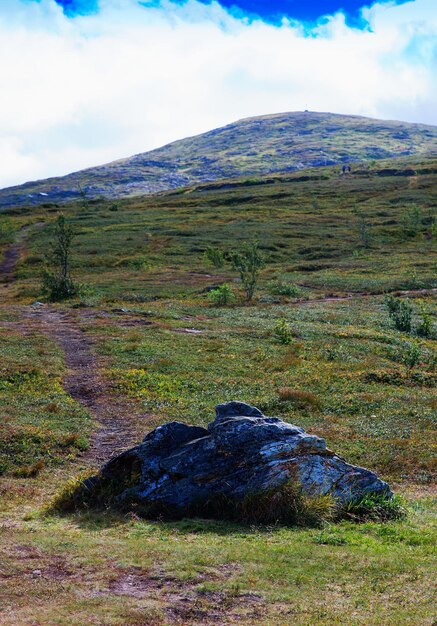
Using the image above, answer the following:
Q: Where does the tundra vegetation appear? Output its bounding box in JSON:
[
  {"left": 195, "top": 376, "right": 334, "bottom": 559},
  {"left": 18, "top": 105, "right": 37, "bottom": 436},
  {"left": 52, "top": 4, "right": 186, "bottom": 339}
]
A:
[
  {"left": 41, "top": 214, "right": 78, "bottom": 301},
  {"left": 0, "top": 156, "right": 435, "bottom": 625}
]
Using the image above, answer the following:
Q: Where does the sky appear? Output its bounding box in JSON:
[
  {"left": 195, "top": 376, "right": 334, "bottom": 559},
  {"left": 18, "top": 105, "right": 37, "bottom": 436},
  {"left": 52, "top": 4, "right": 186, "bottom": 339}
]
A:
[{"left": 0, "top": 0, "right": 436, "bottom": 188}]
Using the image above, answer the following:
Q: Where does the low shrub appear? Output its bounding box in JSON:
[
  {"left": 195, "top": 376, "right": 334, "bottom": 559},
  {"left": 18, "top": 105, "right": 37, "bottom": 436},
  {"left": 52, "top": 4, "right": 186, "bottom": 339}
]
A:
[
  {"left": 416, "top": 302, "right": 434, "bottom": 338},
  {"left": 42, "top": 269, "right": 78, "bottom": 302},
  {"left": 273, "top": 318, "right": 294, "bottom": 344},
  {"left": 385, "top": 295, "right": 413, "bottom": 332},
  {"left": 205, "top": 245, "right": 226, "bottom": 268},
  {"left": 208, "top": 283, "right": 235, "bottom": 306},
  {"left": 13, "top": 459, "right": 45, "bottom": 478},
  {"left": 269, "top": 281, "right": 302, "bottom": 297},
  {"left": 363, "top": 369, "right": 436, "bottom": 387},
  {"left": 398, "top": 341, "right": 421, "bottom": 369}
]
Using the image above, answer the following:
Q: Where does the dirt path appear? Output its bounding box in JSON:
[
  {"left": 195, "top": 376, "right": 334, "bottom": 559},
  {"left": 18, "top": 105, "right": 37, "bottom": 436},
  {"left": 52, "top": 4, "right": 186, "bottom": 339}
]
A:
[
  {"left": 0, "top": 222, "right": 44, "bottom": 283},
  {"left": 23, "top": 306, "right": 145, "bottom": 465},
  {"left": 293, "top": 286, "right": 437, "bottom": 307},
  {"left": 0, "top": 245, "right": 21, "bottom": 282}
]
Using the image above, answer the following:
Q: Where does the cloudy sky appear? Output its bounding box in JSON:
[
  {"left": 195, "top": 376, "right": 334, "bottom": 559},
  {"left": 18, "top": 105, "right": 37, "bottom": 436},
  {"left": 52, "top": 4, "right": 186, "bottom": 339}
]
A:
[{"left": 0, "top": 0, "right": 436, "bottom": 188}]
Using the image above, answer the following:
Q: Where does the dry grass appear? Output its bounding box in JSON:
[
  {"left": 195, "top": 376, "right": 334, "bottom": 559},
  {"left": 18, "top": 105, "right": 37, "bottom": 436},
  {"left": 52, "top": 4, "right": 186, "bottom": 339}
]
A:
[{"left": 278, "top": 387, "right": 321, "bottom": 409}]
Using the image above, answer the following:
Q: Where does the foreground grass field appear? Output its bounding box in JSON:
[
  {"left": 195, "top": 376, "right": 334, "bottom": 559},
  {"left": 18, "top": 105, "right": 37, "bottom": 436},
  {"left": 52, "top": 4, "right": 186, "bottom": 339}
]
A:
[{"left": 0, "top": 156, "right": 436, "bottom": 624}]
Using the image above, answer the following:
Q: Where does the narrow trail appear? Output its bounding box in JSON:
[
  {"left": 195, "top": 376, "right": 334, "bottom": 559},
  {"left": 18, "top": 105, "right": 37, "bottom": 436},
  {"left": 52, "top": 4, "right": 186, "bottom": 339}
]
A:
[
  {"left": 0, "top": 230, "right": 29, "bottom": 284},
  {"left": 0, "top": 244, "right": 21, "bottom": 281},
  {"left": 294, "top": 287, "right": 437, "bottom": 307},
  {"left": 23, "top": 306, "right": 145, "bottom": 465},
  {"left": 0, "top": 223, "right": 44, "bottom": 283}
]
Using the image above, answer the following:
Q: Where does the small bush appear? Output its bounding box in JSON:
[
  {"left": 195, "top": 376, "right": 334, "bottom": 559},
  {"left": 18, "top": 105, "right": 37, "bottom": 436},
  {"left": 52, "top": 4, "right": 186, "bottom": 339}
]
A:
[
  {"left": 205, "top": 245, "right": 226, "bottom": 268},
  {"left": 385, "top": 295, "right": 413, "bottom": 332},
  {"left": 273, "top": 319, "right": 293, "bottom": 344},
  {"left": 416, "top": 302, "right": 434, "bottom": 338},
  {"left": 363, "top": 368, "right": 436, "bottom": 387},
  {"left": 208, "top": 283, "right": 235, "bottom": 306},
  {"left": 278, "top": 388, "right": 320, "bottom": 409},
  {"left": 42, "top": 270, "right": 78, "bottom": 301},
  {"left": 398, "top": 341, "right": 421, "bottom": 369},
  {"left": 269, "top": 281, "right": 302, "bottom": 297}
]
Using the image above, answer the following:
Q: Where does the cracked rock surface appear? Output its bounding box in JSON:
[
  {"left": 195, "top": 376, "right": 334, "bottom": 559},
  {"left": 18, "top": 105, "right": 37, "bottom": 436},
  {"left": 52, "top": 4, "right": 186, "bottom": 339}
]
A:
[{"left": 87, "top": 401, "right": 392, "bottom": 513}]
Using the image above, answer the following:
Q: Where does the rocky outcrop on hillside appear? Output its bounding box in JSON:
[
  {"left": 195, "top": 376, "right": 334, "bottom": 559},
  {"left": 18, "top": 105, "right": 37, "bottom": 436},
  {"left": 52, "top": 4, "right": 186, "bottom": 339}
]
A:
[
  {"left": 82, "top": 401, "right": 392, "bottom": 519},
  {"left": 1, "top": 111, "right": 436, "bottom": 208}
]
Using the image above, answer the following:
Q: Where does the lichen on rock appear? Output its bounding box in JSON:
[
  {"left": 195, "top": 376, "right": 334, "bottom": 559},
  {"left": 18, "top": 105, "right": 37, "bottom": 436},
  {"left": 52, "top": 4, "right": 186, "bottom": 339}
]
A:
[{"left": 81, "top": 401, "right": 393, "bottom": 521}]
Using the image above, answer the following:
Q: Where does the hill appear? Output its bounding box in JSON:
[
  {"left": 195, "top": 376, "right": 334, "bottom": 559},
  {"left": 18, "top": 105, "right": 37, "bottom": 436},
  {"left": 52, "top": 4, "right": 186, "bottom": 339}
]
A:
[{"left": 1, "top": 111, "right": 436, "bottom": 208}]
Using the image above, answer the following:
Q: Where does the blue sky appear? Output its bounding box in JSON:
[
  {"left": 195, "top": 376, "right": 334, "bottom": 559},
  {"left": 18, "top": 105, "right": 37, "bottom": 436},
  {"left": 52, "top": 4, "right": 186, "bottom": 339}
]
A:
[
  {"left": 54, "top": 0, "right": 410, "bottom": 23},
  {"left": 0, "top": 0, "right": 435, "bottom": 187}
]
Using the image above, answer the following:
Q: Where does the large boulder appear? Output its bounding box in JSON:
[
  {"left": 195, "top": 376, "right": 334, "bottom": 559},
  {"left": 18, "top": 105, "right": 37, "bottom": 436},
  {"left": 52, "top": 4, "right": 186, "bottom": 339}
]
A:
[{"left": 84, "top": 401, "right": 392, "bottom": 517}]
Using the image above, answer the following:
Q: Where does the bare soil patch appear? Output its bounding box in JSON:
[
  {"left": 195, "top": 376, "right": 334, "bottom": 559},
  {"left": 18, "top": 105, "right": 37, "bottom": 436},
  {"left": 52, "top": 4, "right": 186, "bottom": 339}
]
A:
[
  {"left": 21, "top": 306, "right": 147, "bottom": 464},
  {"left": 103, "top": 565, "right": 266, "bottom": 625}
]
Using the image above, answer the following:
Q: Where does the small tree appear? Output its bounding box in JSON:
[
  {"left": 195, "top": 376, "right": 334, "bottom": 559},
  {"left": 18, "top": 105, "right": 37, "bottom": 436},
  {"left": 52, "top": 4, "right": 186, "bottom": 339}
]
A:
[
  {"left": 230, "top": 240, "right": 265, "bottom": 302},
  {"left": 42, "top": 215, "right": 77, "bottom": 301},
  {"left": 358, "top": 215, "right": 371, "bottom": 248}
]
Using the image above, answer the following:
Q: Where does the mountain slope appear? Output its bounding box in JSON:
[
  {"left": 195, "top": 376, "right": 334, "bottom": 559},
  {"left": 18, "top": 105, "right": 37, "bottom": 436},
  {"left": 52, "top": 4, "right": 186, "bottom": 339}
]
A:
[{"left": 1, "top": 111, "right": 436, "bottom": 208}]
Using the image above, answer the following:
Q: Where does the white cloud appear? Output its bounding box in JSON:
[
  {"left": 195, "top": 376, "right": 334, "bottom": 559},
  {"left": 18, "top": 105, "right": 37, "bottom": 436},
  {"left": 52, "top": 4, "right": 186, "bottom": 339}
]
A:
[{"left": 0, "top": 0, "right": 436, "bottom": 187}]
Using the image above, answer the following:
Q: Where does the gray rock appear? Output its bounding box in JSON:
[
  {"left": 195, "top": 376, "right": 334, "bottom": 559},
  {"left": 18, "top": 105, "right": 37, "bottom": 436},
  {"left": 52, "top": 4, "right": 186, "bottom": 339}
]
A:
[{"left": 88, "top": 401, "right": 392, "bottom": 517}]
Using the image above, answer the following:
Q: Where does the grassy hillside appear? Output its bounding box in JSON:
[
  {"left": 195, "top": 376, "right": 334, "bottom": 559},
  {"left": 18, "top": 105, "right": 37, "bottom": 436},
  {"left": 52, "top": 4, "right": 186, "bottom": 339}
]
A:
[
  {"left": 0, "top": 156, "right": 436, "bottom": 624},
  {"left": 1, "top": 111, "right": 436, "bottom": 209},
  {"left": 5, "top": 155, "right": 436, "bottom": 299}
]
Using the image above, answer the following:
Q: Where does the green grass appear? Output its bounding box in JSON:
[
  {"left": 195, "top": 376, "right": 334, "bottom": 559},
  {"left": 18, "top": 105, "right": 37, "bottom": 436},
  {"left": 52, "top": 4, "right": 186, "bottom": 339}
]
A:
[
  {"left": 0, "top": 155, "right": 436, "bottom": 624},
  {"left": 0, "top": 316, "right": 91, "bottom": 475},
  {"left": 0, "top": 496, "right": 435, "bottom": 624},
  {"left": 5, "top": 155, "right": 435, "bottom": 301}
]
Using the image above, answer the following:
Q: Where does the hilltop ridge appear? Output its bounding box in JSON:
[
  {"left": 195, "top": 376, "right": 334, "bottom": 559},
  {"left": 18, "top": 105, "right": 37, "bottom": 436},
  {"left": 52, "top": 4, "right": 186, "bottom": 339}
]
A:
[{"left": 1, "top": 111, "right": 436, "bottom": 208}]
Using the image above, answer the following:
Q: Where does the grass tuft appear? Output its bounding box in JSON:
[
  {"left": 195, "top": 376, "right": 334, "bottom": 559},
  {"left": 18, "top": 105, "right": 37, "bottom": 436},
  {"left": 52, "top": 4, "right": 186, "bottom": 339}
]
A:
[
  {"left": 278, "top": 387, "right": 321, "bottom": 409},
  {"left": 340, "top": 493, "right": 406, "bottom": 522},
  {"left": 45, "top": 470, "right": 97, "bottom": 514}
]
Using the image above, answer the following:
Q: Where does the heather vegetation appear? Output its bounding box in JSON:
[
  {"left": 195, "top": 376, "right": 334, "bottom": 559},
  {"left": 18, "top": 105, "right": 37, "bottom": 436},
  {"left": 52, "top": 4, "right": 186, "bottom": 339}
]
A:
[
  {"left": 0, "top": 155, "right": 435, "bottom": 624},
  {"left": 1, "top": 111, "right": 436, "bottom": 208}
]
